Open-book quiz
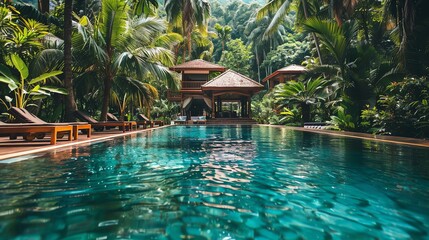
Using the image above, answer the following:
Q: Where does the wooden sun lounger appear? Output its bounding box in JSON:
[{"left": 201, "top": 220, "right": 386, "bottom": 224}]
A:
[
  {"left": 0, "top": 125, "right": 73, "bottom": 145},
  {"left": 106, "top": 113, "right": 137, "bottom": 130},
  {"left": 136, "top": 114, "right": 164, "bottom": 128},
  {"left": 137, "top": 120, "right": 151, "bottom": 129},
  {"left": 75, "top": 111, "right": 135, "bottom": 133},
  {"left": 72, "top": 124, "right": 91, "bottom": 140},
  {"left": 8, "top": 107, "right": 91, "bottom": 140}
]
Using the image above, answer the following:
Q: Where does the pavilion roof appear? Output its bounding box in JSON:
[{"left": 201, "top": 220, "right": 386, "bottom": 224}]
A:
[
  {"left": 201, "top": 70, "right": 264, "bottom": 90},
  {"left": 262, "top": 64, "right": 307, "bottom": 82},
  {"left": 169, "top": 59, "right": 226, "bottom": 72}
]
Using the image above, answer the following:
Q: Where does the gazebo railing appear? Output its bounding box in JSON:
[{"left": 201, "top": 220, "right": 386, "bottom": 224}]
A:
[{"left": 182, "top": 81, "right": 206, "bottom": 89}]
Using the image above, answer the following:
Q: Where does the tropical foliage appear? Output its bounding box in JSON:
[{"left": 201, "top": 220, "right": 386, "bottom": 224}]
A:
[
  {"left": 274, "top": 77, "right": 331, "bottom": 124},
  {"left": 218, "top": 39, "right": 253, "bottom": 76}
]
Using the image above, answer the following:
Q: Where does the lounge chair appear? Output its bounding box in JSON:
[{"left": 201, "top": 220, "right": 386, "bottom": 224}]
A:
[
  {"left": 191, "top": 116, "right": 206, "bottom": 124},
  {"left": 106, "top": 113, "right": 137, "bottom": 130},
  {"left": 0, "top": 121, "right": 72, "bottom": 145},
  {"left": 303, "top": 122, "right": 330, "bottom": 129},
  {"left": 74, "top": 110, "right": 133, "bottom": 133},
  {"left": 174, "top": 116, "right": 187, "bottom": 125},
  {"left": 136, "top": 114, "right": 164, "bottom": 128},
  {"left": 8, "top": 107, "right": 91, "bottom": 140}
]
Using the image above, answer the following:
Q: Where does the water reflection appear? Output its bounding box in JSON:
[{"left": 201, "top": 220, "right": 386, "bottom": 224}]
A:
[{"left": 0, "top": 126, "right": 428, "bottom": 239}]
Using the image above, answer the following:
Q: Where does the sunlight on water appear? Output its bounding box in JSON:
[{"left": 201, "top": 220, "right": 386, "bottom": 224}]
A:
[{"left": 0, "top": 126, "right": 428, "bottom": 239}]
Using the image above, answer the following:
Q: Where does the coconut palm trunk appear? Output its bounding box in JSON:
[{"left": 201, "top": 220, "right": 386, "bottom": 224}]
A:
[
  {"left": 101, "top": 73, "right": 113, "bottom": 121},
  {"left": 38, "top": 0, "right": 50, "bottom": 13},
  {"left": 301, "top": 0, "right": 323, "bottom": 64},
  {"left": 63, "top": 0, "right": 77, "bottom": 121}
]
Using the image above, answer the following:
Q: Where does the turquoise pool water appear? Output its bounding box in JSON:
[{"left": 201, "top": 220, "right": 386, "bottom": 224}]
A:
[{"left": 1, "top": 126, "right": 429, "bottom": 239}]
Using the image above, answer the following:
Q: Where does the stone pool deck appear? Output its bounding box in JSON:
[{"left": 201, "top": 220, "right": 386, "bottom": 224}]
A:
[{"left": 1, "top": 124, "right": 428, "bottom": 162}]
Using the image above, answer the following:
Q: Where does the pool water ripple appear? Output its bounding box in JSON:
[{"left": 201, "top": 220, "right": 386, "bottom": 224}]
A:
[{"left": 0, "top": 126, "right": 429, "bottom": 239}]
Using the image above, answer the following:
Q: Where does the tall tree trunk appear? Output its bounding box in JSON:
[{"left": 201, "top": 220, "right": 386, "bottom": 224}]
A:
[
  {"left": 64, "top": 0, "right": 77, "bottom": 121},
  {"left": 100, "top": 73, "right": 112, "bottom": 121},
  {"left": 187, "top": 31, "right": 192, "bottom": 60},
  {"left": 301, "top": 0, "right": 323, "bottom": 65},
  {"left": 182, "top": 45, "right": 186, "bottom": 63},
  {"left": 255, "top": 46, "right": 261, "bottom": 82},
  {"left": 301, "top": 103, "right": 310, "bottom": 125},
  {"left": 38, "top": 0, "right": 50, "bottom": 13}
]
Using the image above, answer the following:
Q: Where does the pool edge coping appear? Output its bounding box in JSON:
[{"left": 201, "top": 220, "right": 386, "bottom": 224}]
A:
[{"left": 259, "top": 124, "right": 429, "bottom": 148}]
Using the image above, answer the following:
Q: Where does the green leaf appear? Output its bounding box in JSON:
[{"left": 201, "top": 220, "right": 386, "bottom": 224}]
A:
[
  {"left": 0, "top": 76, "right": 18, "bottom": 91},
  {"left": 29, "top": 85, "right": 41, "bottom": 93},
  {"left": 80, "top": 16, "right": 89, "bottom": 26},
  {"left": 10, "top": 54, "right": 29, "bottom": 80},
  {"left": 0, "top": 64, "right": 18, "bottom": 90},
  {"left": 31, "top": 95, "right": 48, "bottom": 100},
  {"left": 0, "top": 64, "right": 18, "bottom": 82},
  {"left": 31, "top": 89, "right": 50, "bottom": 96},
  {"left": 29, "top": 71, "right": 63, "bottom": 84},
  {"left": 40, "top": 86, "right": 68, "bottom": 95}
]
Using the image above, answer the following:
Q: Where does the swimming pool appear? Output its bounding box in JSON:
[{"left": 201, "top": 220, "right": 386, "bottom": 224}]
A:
[{"left": 0, "top": 125, "right": 428, "bottom": 239}]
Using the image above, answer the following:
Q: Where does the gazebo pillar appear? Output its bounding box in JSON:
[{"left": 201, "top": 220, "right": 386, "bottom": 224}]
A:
[
  {"left": 279, "top": 75, "right": 285, "bottom": 84},
  {"left": 247, "top": 96, "right": 252, "bottom": 118},
  {"left": 211, "top": 94, "right": 215, "bottom": 118},
  {"left": 217, "top": 97, "right": 221, "bottom": 118}
]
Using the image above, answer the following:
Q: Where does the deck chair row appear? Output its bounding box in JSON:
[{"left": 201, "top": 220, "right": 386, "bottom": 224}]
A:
[{"left": 1, "top": 108, "right": 163, "bottom": 145}]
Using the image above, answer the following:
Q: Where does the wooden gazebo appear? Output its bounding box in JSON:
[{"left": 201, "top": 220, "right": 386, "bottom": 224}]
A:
[
  {"left": 168, "top": 60, "right": 263, "bottom": 120},
  {"left": 201, "top": 70, "right": 263, "bottom": 118},
  {"left": 262, "top": 64, "right": 307, "bottom": 89}
]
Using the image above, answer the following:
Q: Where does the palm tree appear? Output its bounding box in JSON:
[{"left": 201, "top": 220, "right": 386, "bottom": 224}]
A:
[
  {"left": 191, "top": 29, "right": 217, "bottom": 60},
  {"left": 130, "top": 0, "right": 159, "bottom": 16},
  {"left": 164, "top": 0, "right": 210, "bottom": 60},
  {"left": 274, "top": 78, "right": 331, "bottom": 125},
  {"left": 383, "top": 0, "right": 429, "bottom": 74},
  {"left": 214, "top": 23, "right": 232, "bottom": 52},
  {"left": 74, "top": 0, "right": 177, "bottom": 120},
  {"left": 245, "top": 15, "right": 286, "bottom": 81},
  {"left": 324, "top": 0, "right": 358, "bottom": 26},
  {"left": 302, "top": 18, "right": 358, "bottom": 91},
  {"left": 63, "top": 0, "right": 77, "bottom": 121},
  {"left": 256, "top": 0, "right": 324, "bottom": 64},
  {"left": 111, "top": 77, "right": 158, "bottom": 120}
]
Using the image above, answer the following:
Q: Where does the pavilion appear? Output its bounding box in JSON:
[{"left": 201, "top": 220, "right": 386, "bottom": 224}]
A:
[
  {"left": 168, "top": 60, "right": 263, "bottom": 120},
  {"left": 262, "top": 64, "right": 307, "bottom": 89}
]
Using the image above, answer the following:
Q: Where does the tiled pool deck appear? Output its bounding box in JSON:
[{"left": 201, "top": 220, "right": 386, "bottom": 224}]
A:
[{"left": 1, "top": 125, "right": 428, "bottom": 162}]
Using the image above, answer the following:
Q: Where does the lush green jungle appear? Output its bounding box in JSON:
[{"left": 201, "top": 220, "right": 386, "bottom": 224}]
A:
[{"left": 1, "top": 0, "right": 429, "bottom": 138}]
